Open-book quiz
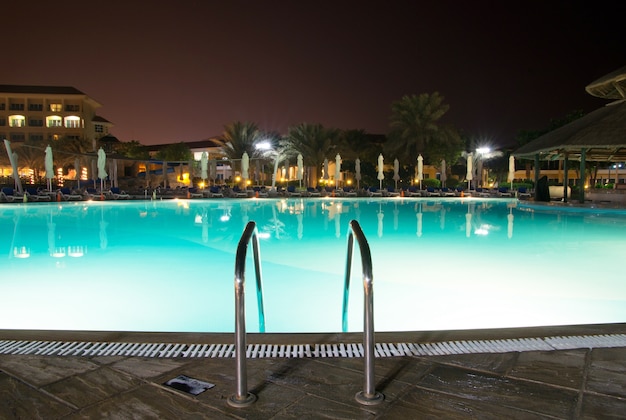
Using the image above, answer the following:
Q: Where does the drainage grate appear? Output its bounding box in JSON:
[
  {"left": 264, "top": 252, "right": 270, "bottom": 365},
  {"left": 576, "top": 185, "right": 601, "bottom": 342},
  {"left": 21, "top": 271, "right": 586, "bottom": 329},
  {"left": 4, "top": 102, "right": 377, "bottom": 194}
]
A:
[{"left": 1, "top": 334, "right": 625, "bottom": 358}]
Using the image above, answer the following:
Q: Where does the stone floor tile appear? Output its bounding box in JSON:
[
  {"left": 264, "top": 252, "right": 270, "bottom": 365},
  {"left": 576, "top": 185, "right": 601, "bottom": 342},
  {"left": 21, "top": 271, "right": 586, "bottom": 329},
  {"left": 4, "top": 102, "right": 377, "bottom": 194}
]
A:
[
  {"left": 256, "top": 357, "right": 411, "bottom": 416},
  {"left": 579, "top": 392, "right": 626, "bottom": 419},
  {"left": 151, "top": 358, "right": 306, "bottom": 420},
  {"left": 110, "top": 357, "right": 189, "bottom": 378},
  {"left": 586, "top": 347, "right": 626, "bottom": 398},
  {"left": 65, "top": 383, "right": 237, "bottom": 419},
  {"left": 0, "top": 372, "right": 73, "bottom": 418},
  {"left": 316, "top": 356, "right": 433, "bottom": 386},
  {"left": 507, "top": 349, "right": 587, "bottom": 389},
  {"left": 416, "top": 364, "right": 578, "bottom": 418},
  {"left": 429, "top": 352, "right": 518, "bottom": 375},
  {"left": 0, "top": 355, "right": 100, "bottom": 387},
  {"left": 385, "top": 386, "right": 550, "bottom": 420},
  {"left": 271, "top": 394, "right": 377, "bottom": 419},
  {"left": 43, "top": 366, "right": 143, "bottom": 408}
]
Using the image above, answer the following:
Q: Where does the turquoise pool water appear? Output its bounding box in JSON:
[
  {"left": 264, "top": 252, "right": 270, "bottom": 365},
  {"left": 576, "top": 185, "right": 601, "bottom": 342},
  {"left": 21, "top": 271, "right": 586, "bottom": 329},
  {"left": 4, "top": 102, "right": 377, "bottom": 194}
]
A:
[{"left": 1, "top": 197, "right": 625, "bottom": 333}]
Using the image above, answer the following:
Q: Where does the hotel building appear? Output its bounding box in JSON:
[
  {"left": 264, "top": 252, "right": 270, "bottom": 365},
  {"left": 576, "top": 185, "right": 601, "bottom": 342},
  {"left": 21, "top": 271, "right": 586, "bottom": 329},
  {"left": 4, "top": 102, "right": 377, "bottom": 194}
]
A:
[{"left": 0, "top": 84, "right": 112, "bottom": 151}]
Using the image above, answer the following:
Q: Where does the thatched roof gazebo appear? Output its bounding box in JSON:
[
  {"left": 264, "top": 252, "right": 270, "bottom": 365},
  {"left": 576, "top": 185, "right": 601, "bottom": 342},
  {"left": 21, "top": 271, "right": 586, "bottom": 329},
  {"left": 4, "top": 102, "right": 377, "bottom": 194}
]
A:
[{"left": 513, "top": 65, "right": 626, "bottom": 203}]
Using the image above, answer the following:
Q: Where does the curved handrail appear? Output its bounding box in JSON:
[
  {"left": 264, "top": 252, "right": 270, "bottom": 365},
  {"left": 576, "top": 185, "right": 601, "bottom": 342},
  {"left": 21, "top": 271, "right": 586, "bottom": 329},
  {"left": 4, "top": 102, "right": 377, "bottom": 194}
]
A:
[
  {"left": 228, "top": 221, "right": 265, "bottom": 408},
  {"left": 343, "top": 220, "right": 384, "bottom": 405}
]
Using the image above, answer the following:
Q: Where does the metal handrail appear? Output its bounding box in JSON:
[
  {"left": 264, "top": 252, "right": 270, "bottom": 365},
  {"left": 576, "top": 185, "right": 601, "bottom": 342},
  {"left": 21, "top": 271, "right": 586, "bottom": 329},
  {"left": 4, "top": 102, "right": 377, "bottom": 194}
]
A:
[
  {"left": 343, "top": 220, "right": 384, "bottom": 405},
  {"left": 227, "top": 221, "right": 265, "bottom": 408}
]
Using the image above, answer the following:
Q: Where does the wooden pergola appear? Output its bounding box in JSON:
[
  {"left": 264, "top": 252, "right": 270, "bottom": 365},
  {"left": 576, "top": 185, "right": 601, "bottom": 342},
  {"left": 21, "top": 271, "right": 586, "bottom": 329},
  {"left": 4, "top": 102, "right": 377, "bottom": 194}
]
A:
[{"left": 513, "top": 66, "right": 626, "bottom": 203}]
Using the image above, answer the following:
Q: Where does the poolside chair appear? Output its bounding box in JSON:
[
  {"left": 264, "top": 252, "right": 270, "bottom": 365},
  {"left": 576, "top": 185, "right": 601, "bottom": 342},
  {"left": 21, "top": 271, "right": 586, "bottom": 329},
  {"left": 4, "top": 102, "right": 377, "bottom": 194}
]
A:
[
  {"left": 107, "top": 187, "right": 131, "bottom": 200},
  {"left": 384, "top": 187, "right": 401, "bottom": 197},
  {"left": 252, "top": 186, "right": 268, "bottom": 198},
  {"left": 342, "top": 187, "right": 357, "bottom": 197},
  {"left": 367, "top": 187, "right": 383, "bottom": 197},
  {"left": 0, "top": 187, "right": 23, "bottom": 202},
  {"left": 517, "top": 187, "right": 532, "bottom": 200},
  {"left": 475, "top": 187, "right": 492, "bottom": 198},
  {"left": 497, "top": 187, "right": 513, "bottom": 197},
  {"left": 25, "top": 188, "right": 52, "bottom": 201},
  {"left": 229, "top": 186, "right": 249, "bottom": 198},
  {"left": 186, "top": 187, "right": 203, "bottom": 198},
  {"left": 455, "top": 187, "right": 469, "bottom": 197},
  {"left": 286, "top": 185, "right": 301, "bottom": 197},
  {"left": 406, "top": 186, "right": 422, "bottom": 197},
  {"left": 440, "top": 187, "right": 456, "bottom": 197},
  {"left": 59, "top": 187, "right": 83, "bottom": 201},
  {"left": 204, "top": 186, "right": 224, "bottom": 198},
  {"left": 306, "top": 187, "right": 321, "bottom": 197},
  {"left": 425, "top": 186, "right": 441, "bottom": 197}
]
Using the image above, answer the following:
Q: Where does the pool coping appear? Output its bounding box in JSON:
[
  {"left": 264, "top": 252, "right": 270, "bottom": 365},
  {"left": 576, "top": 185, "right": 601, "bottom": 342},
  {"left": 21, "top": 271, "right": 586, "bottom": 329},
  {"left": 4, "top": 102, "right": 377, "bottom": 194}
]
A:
[{"left": 2, "top": 323, "right": 624, "bottom": 358}]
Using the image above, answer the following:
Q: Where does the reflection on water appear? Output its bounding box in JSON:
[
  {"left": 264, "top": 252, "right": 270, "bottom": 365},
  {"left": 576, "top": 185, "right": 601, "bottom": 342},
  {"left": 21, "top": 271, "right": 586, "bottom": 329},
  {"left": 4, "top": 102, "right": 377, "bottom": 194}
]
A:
[{"left": 1, "top": 197, "right": 626, "bottom": 333}]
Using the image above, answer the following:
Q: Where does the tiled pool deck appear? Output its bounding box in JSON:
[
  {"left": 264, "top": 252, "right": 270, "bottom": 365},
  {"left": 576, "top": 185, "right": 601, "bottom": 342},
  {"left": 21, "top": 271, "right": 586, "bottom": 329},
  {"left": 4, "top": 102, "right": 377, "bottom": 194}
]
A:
[{"left": 1, "top": 324, "right": 625, "bottom": 418}]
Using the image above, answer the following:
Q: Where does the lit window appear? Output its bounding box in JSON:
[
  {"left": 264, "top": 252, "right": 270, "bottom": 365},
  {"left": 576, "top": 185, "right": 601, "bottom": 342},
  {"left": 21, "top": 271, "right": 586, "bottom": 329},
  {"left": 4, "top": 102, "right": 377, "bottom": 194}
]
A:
[
  {"left": 64, "top": 116, "right": 81, "bottom": 128},
  {"left": 46, "top": 116, "right": 62, "bottom": 127},
  {"left": 49, "top": 103, "right": 62, "bottom": 112},
  {"left": 8, "top": 115, "right": 26, "bottom": 127}
]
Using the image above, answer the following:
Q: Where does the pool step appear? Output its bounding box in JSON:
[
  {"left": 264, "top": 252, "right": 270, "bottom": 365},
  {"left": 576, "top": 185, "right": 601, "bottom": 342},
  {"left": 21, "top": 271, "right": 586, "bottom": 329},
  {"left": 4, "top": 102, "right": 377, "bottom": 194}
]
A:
[{"left": 1, "top": 334, "right": 625, "bottom": 358}]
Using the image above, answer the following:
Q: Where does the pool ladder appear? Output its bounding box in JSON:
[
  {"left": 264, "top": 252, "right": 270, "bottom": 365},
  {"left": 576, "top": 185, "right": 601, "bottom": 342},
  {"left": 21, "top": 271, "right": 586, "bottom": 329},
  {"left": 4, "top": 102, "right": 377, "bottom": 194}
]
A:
[{"left": 227, "top": 220, "right": 384, "bottom": 408}]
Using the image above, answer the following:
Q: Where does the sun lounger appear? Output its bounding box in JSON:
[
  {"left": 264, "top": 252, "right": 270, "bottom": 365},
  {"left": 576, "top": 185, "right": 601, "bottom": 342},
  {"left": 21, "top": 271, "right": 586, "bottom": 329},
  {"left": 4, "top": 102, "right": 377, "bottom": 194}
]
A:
[
  {"left": 0, "top": 187, "right": 23, "bottom": 202},
  {"left": 497, "top": 187, "right": 513, "bottom": 197},
  {"left": 204, "top": 186, "right": 224, "bottom": 198},
  {"left": 342, "top": 187, "right": 357, "bottom": 197},
  {"left": 517, "top": 187, "right": 532, "bottom": 199},
  {"left": 440, "top": 187, "right": 456, "bottom": 197},
  {"left": 306, "top": 187, "right": 321, "bottom": 197},
  {"left": 286, "top": 186, "right": 301, "bottom": 197},
  {"left": 229, "top": 186, "right": 249, "bottom": 198},
  {"left": 252, "top": 186, "right": 268, "bottom": 198},
  {"left": 384, "top": 187, "right": 401, "bottom": 197},
  {"left": 367, "top": 187, "right": 383, "bottom": 197},
  {"left": 406, "top": 186, "right": 422, "bottom": 197},
  {"left": 425, "top": 187, "right": 441, "bottom": 197},
  {"left": 186, "top": 187, "right": 204, "bottom": 198},
  {"left": 25, "top": 188, "right": 52, "bottom": 201},
  {"left": 59, "top": 187, "right": 83, "bottom": 201},
  {"left": 107, "top": 187, "right": 131, "bottom": 200}
]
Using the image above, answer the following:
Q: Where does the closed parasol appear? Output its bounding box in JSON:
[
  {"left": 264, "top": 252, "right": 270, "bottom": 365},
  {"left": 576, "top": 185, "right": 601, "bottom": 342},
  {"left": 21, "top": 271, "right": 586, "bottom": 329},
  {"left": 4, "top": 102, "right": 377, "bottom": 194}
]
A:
[
  {"left": 440, "top": 159, "right": 447, "bottom": 187},
  {"left": 466, "top": 153, "right": 474, "bottom": 190},
  {"left": 45, "top": 145, "right": 54, "bottom": 191},
  {"left": 242, "top": 152, "right": 249, "bottom": 183},
  {"left": 201, "top": 151, "right": 208, "bottom": 182},
  {"left": 297, "top": 153, "right": 303, "bottom": 187},
  {"left": 97, "top": 147, "right": 107, "bottom": 191},
  {"left": 335, "top": 153, "right": 341, "bottom": 188},
  {"left": 393, "top": 158, "right": 400, "bottom": 189},
  {"left": 507, "top": 155, "right": 515, "bottom": 189},
  {"left": 377, "top": 153, "right": 384, "bottom": 188},
  {"left": 417, "top": 154, "right": 423, "bottom": 189}
]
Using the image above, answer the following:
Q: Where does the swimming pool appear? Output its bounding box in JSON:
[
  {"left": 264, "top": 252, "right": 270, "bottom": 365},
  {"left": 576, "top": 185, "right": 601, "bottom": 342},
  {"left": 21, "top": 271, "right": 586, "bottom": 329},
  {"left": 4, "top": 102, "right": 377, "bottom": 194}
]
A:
[{"left": 1, "top": 197, "right": 625, "bottom": 333}]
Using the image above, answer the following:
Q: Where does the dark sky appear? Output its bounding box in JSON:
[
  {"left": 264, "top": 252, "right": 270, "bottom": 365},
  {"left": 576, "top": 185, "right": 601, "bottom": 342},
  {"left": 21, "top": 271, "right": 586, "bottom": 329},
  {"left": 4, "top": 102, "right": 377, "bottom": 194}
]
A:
[{"left": 5, "top": 0, "right": 624, "bottom": 147}]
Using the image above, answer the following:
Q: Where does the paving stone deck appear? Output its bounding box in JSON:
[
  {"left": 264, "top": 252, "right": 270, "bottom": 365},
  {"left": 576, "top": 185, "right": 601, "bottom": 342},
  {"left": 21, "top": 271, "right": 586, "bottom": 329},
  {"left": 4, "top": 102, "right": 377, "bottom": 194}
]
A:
[{"left": 1, "top": 325, "right": 625, "bottom": 419}]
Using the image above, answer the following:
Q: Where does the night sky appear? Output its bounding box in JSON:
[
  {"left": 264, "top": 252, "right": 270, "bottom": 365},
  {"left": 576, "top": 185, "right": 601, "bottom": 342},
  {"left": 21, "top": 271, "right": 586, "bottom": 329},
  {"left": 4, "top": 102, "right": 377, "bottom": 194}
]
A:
[{"left": 5, "top": 0, "right": 624, "bottom": 147}]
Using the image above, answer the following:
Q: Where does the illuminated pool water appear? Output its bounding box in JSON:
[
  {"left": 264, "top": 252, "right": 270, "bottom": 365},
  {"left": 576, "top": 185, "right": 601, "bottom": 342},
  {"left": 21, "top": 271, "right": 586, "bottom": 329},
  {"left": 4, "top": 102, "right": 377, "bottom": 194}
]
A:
[{"left": 1, "top": 197, "right": 625, "bottom": 333}]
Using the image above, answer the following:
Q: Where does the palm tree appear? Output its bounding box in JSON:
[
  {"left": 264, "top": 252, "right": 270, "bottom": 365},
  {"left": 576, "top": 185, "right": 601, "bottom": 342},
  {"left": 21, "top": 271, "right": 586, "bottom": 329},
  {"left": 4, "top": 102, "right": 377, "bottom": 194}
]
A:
[
  {"left": 286, "top": 123, "right": 339, "bottom": 187},
  {"left": 53, "top": 136, "right": 91, "bottom": 169},
  {"left": 13, "top": 141, "right": 49, "bottom": 184},
  {"left": 219, "top": 121, "right": 263, "bottom": 161},
  {"left": 386, "top": 92, "right": 461, "bottom": 166}
]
